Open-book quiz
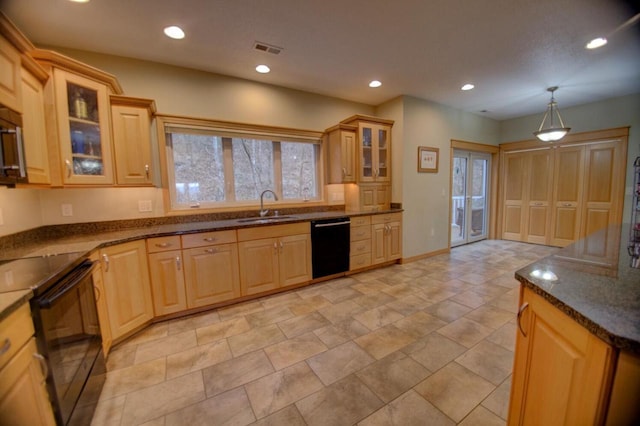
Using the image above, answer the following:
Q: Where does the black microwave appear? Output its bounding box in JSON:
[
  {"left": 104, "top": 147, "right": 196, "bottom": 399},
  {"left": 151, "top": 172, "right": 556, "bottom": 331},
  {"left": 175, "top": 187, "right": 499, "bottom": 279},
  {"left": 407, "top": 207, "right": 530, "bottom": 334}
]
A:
[{"left": 0, "top": 105, "right": 28, "bottom": 187}]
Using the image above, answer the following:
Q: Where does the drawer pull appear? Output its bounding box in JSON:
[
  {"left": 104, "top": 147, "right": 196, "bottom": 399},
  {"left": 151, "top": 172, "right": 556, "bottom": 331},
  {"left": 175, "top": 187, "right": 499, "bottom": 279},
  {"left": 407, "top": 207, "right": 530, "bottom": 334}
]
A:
[
  {"left": 203, "top": 237, "right": 217, "bottom": 242},
  {"left": 0, "top": 338, "right": 10, "bottom": 356},
  {"left": 176, "top": 256, "right": 182, "bottom": 271},
  {"left": 33, "top": 353, "right": 48, "bottom": 382},
  {"left": 102, "top": 254, "right": 110, "bottom": 272},
  {"left": 562, "top": 203, "right": 572, "bottom": 207},
  {"left": 517, "top": 302, "right": 529, "bottom": 337},
  {"left": 204, "top": 248, "right": 218, "bottom": 254},
  {"left": 155, "top": 242, "right": 172, "bottom": 248}
]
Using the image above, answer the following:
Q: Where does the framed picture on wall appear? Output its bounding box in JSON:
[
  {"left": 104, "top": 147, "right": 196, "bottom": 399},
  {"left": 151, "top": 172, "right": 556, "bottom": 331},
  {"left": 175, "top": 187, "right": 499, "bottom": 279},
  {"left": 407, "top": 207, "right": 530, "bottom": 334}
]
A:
[{"left": 418, "top": 146, "right": 439, "bottom": 173}]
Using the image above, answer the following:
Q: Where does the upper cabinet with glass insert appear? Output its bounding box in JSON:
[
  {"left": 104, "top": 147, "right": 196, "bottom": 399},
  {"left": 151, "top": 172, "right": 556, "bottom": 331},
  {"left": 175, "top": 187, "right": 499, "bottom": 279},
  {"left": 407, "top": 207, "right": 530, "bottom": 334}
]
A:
[
  {"left": 33, "top": 49, "right": 123, "bottom": 186},
  {"left": 340, "top": 115, "right": 393, "bottom": 183}
]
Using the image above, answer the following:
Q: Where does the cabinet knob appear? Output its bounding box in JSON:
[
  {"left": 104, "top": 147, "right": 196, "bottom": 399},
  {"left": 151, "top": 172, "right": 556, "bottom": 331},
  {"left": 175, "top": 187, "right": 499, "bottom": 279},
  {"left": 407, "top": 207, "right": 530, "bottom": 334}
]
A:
[{"left": 65, "top": 159, "right": 72, "bottom": 178}]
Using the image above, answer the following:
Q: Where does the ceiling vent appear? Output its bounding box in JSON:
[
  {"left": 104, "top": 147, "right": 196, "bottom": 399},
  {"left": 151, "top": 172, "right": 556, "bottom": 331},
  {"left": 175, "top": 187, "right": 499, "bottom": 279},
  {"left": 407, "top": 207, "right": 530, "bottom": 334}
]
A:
[{"left": 254, "top": 41, "right": 283, "bottom": 55}]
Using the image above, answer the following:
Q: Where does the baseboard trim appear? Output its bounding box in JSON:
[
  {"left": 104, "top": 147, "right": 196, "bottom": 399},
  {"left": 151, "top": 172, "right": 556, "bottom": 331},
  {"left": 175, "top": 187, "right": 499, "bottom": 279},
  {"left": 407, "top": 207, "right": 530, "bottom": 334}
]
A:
[{"left": 401, "top": 247, "right": 450, "bottom": 264}]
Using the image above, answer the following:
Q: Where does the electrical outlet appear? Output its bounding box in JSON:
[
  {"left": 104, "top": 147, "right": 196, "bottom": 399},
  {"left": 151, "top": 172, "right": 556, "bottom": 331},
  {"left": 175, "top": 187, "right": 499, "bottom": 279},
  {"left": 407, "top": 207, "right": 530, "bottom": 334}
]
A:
[
  {"left": 138, "top": 200, "right": 153, "bottom": 212},
  {"left": 61, "top": 204, "right": 73, "bottom": 217}
]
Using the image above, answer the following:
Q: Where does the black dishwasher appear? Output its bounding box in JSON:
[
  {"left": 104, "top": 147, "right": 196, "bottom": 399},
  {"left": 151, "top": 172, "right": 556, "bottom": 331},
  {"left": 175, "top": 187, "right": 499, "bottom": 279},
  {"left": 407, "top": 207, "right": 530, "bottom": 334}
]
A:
[{"left": 311, "top": 217, "right": 351, "bottom": 278}]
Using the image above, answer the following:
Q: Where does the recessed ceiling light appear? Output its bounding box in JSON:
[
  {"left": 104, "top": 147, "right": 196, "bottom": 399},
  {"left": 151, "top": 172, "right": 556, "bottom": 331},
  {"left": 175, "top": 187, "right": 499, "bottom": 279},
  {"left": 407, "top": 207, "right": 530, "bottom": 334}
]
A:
[
  {"left": 164, "top": 26, "right": 185, "bottom": 40},
  {"left": 461, "top": 83, "right": 475, "bottom": 91},
  {"left": 256, "top": 64, "right": 271, "bottom": 74},
  {"left": 369, "top": 80, "right": 382, "bottom": 88},
  {"left": 586, "top": 37, "right": 607, "bottom": 49}
]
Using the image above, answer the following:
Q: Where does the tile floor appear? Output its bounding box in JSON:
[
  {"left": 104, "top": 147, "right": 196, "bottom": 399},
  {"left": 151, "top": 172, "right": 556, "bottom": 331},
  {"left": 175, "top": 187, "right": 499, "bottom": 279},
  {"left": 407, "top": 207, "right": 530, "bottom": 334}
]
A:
[{"left": 90, "top": 240, "right": 557, "bottom": 426}]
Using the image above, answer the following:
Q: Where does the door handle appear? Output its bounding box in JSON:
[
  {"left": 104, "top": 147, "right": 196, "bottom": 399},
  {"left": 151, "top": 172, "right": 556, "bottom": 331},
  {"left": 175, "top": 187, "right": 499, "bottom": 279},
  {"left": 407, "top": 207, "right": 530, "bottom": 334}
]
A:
[
  {"left": 65, "top": 159, "right": 72, "bottom": 178},
  {"left": 176, "top": 256, "right": 182, "bottom": 271},
  {"left": 33, "top": 353, "right": 49, "bottom": 383},
  {"left": 145, "top": 164, "right": 150, "bottom": 179},
  {"left": 517, "top": 302, "right": 529, "bottom": 337},
  {"left": 102, "top": 254, "right": 109, "bottom": 272}
]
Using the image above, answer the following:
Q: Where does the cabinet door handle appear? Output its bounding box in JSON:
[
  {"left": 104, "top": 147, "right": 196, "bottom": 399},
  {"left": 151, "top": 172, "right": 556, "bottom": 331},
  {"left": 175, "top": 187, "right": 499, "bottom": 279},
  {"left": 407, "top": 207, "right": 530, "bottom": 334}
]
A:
[
  {"left": 517, "top": 302, "right": 529, "bottom": 337},
  {"left": 176, "top": 256, "right": 182, "bottom": 270},
  {"left": 102, "top": 254, "right": 110, "bottom": 272},
  {"left": 342, "top": 167, "right": 347, "bottom": 177},
  {"left": 33, "top": 353, "right": 48, "bottom": 383},
  {"left": 65, "top": 159, "right": 72, "bottom": 178},
  {"left": 93, "top": 284, "right": 101, "bottom": 303},
  {"left": 203, "top": 237, "right": 217, "bottom": 242},
  {"left": 145, "top": 164, "right": 150, "bottom": 179},
  {"left": 155, "top": 242, "right": 171, "bottom": 248},
  {"left": 204, "top": 248, "right": 217, "bottom": 254},
  {"left": 0, "top": 338, "right": 10, "bottom": 356},
  {"left": 533, "top": 202, "right": 543, "bottom": 206},
  {"left": 562, "top": 203, "right": 572, "bottom": 207},
  {"left": 279, "top": 241, "right": 283, "bottom": 253}
]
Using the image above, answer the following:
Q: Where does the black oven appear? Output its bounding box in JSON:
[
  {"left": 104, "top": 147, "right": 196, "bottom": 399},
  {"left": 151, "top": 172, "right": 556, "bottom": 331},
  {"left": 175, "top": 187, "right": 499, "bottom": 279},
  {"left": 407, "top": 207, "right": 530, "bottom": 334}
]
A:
[{"left": 30, "top": 259, "right": 106, "bottom": 426}]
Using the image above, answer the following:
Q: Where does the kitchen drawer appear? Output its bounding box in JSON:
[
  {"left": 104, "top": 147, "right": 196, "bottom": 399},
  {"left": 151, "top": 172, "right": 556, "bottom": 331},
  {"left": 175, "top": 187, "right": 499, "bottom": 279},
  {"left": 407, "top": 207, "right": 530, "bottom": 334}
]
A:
[
  {"left": 0, "top": 303, "right": 34, "bottom": 370},
  {"left": 182, "top": 230, "right": 237, "bottom": 249},
  {"left": 351, "top": 239, "right": 371, "bottom": 256},
  {"left": 350, "top": 225, "right": 371, "bottom": 242},
  {"left": 371, "top": 212, "right": 402, "bottom": 224},
  {"left": 237, "top": 222, "right": 309, "bottom": 242},
  {"left": 350, "top": 216, "right": 371, "bottom": 227},
  {"left": 147, "top": 236, "right": 181, "bottom": 253},
  {"left": 350, "top": 253, "right": 371, "bottom": 271}
]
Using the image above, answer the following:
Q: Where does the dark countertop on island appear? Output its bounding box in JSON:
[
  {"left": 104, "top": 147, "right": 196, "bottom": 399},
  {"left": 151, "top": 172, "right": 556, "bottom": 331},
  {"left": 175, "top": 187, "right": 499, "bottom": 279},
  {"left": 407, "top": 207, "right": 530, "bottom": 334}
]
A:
[{"left": 515, "top": 225, "right": 640, "bottom": 354}]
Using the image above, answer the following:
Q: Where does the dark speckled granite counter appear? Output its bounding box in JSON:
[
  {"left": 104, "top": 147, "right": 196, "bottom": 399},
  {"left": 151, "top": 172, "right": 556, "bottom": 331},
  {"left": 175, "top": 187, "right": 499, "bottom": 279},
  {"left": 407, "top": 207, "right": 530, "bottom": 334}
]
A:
[{"left": 515, "top": 225, "right": 640, "bottom": 354}]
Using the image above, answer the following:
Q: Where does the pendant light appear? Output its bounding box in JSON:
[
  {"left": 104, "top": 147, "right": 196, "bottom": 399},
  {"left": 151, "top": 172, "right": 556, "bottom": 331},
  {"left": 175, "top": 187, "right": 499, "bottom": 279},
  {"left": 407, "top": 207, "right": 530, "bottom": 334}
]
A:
[{"left": 534, "top": 86, "right": 571, "bottom": 142}]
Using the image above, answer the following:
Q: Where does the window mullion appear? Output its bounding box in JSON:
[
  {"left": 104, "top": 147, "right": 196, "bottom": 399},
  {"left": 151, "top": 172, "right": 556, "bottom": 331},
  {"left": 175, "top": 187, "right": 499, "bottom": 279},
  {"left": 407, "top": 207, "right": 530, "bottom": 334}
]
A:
[
  {"left": 273, "top": 141, "right": 283, "bottom": 197},
  {"left": 222, "top": 137, "right": 235, "bottom": 201}
]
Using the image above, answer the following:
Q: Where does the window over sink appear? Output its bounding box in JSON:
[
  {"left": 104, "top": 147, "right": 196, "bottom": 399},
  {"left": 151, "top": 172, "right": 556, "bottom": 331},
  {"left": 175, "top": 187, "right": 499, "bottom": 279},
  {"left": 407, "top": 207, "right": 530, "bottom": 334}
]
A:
[{"left": 158, "top": 116, "right": 323, "bottom": 211}]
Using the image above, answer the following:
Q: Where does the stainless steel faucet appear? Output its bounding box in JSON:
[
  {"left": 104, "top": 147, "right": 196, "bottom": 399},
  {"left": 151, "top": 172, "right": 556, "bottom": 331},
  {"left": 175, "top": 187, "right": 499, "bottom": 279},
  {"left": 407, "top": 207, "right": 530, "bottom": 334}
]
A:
[{"left": 259, "top": 189, "right": 278, "bottom": 217}]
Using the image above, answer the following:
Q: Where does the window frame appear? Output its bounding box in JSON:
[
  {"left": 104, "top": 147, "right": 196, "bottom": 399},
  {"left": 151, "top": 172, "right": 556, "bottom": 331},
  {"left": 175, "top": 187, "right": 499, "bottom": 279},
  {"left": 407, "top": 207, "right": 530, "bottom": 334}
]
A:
[{"left": 156, "top": 115, "right": 326, "bottom": 214}]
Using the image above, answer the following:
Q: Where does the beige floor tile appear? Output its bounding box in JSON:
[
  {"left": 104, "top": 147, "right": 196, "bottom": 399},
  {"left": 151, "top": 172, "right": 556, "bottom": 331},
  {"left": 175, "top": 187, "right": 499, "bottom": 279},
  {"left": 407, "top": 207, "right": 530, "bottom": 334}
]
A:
[
  {"left": 245, "top": 361, "right": 324, "bottom": 418},
  {"left": 355, "top": 324, "right": 416, "bottom": 360},
  {"left": 354, "top": 305, "right": 405, "bottom": 331},
  {"left": 465, "top": 305, "right": 514, "bottom": 330},
  {"left": 486, "top": 321, "right": 517, "bottom": 352},
  {"left": 100, "top": 358, "right": 166, "bottom": 400},
  {"left": 134, "top": 330, "right": 197, "bottom": 364},
  {"left": 251, "top": 405, "right": 306, "bottom": 426},
  {"left": 384, "top": 293, "right": 431, "bottom": 316},
  {"left": 227, "top": 323, "right": 287, "bottom": 357},
  {"left": 139, "top": 417, "right": 166, "bottom": 426},
  {"left": 418, "top": 287, "right": 458, "bottom": 304},
  {"left": 352, "top": 292, "right": 396, "bottom": 309},
  {"left": 437, "top": 317, "right": 495, "bottom": 348},
  {"left": 166, "top": 338, "right": 232, "bottom": 379},
  {"left": 415, "top": 362, "right": 496, "bottom": 423},
  {"left": 277, "top": 311, "right": 331, "bottom": 339},
  {"left": 456, "top": 340, "right": 514, "bottom": 385},
  {"left": 202, "top": 350, "right": 274, "bottom": 397},
  {"left": 380, "top": 282, "right": 416, "bottom": 298},
  {"left": 259, "top": 291, "right": 303, "bottom": 310},
  {"left": 195, "top": 316, "right": 251, "bottom": 345},
  {"left": 296, "top": 375, "right": 384, "bottom": 426},
  {"left": 318, "top": 299, "right": 366, "bottom": 324},
  {"left": 306, "top": 340, "right": 375, "bottom": 385},
  {"left": 393, "top": 311, "right": 447, "bottom": 338},
  {"left": 424, "top": 299, "right": 473, "bottom": 322},
  {"left": 119, "top": 322, "right": 169, "bottom": 348},
  {"left": 403, "top": 332, "right": 467, "bottom": 372},
  {"left": 164, "top": 387, "right": 256, "bottom": 426},
  {"left": 288, "top": 294, "right": 331, "bottom": 316},
  {"left": 264, "top": 332, "right": 328, "bottom": 370},
  {"left": 167, "top": 310, "right": 220, "bottom": 335},
  {"left": 481, "top": 376, "right": 512, "bottom": 420},
  {"left": 355, "top": 352, "right": 430, "bottom": 402},
  {"left": 217, "top": 300, "right": 263, "bottom": 321},
  {"left": 350, "top": 280, "right": 393, "bottom": 295},
  {"left": 458, "top": 405, "right": 506, "bottom": 426},
  {"left": 488, "top": 288, "right": 521, "bottom": 313},
  {"left": 358, "top": 390, "right": 455, "bottom": 426},
  {"left": 245, "top": 305, "right": 294, "bottom": 328},
  {"left": 105, "top": 345, "right": 137, "bottom": 372},
  {"left": 450, "top": 290, "right": 496, "bottom": 309},
  {"left": 90, "top": 395, "right": 125, "bottom": 426},
  {"left": 313, "top": 318, "right": 370, "bottom": 348},
  {"left": 120, "top": 371, "right": 205, "bottom": 426}
]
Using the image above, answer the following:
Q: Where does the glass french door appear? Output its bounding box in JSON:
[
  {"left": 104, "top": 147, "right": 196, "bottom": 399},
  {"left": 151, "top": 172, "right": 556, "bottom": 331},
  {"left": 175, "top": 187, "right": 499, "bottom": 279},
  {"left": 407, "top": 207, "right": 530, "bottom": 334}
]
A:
[{"left": 451, "top": 150, "right": 491, "bottom": 246}]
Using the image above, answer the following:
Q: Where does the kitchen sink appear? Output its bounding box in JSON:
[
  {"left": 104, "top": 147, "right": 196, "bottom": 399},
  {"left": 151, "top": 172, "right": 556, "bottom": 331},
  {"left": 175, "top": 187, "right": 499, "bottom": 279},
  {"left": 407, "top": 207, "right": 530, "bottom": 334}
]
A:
[{"left": 236, "top": 215, "right": 296, "bottom": 223}]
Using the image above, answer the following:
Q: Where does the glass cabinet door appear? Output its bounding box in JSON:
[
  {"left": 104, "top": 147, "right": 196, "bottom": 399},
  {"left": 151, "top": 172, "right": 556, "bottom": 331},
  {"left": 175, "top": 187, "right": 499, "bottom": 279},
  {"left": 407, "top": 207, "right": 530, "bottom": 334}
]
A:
[
  {"left": 377, "top": 127, "right": 388, "bottom": 180},
  {"left": 54, "top": 69, "right": 114, "bottom": 184},
  {"left": 361, "top": 126, "right": 373, "bottom": 180}
]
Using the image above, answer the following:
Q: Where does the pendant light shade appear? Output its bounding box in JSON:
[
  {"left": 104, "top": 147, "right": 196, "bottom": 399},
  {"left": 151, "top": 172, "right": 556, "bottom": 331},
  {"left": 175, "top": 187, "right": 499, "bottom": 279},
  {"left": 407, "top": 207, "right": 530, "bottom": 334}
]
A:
[{"left": 534, "top": 86, "right": 571, "bottom": 142}]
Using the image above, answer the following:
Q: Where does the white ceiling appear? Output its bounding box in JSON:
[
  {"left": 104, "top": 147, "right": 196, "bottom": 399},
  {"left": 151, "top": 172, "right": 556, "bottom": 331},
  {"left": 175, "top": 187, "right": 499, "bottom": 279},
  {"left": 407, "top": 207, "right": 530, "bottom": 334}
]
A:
[{"left": 2, "top": 0, "right": 639, "bottom": 120}]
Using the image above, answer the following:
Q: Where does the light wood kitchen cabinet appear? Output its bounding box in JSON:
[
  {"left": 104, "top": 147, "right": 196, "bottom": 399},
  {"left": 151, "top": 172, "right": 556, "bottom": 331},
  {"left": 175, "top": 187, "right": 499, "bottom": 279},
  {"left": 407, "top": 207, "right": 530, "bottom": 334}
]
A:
[
  {"left": 509, "top": 286, "right": 614, "bottom": 425},
  {"left": 147, "top": 235, "right": 186, "bottom": 316},
  {"left": 100, "top": 240, "right": 153, "bottom": 341},
  {"left": 350, "top": 215, "right": 372, "bottom": 270},
  {"left": 500, "top": 128, "right": 628, "bottom": 247},
  {"left": 90, "top": 253, "right": 112, "bottom": 356},
  {"left": 110, "top": 95, "right": 156, "bottom": 186},
  {"left": 325, "top": 123, "right": 357, "bottom": 183},
  {"left": 21, "top": 67, "right": 51, "bottom": 184},
  {"left": 0, "top": 34, "right": 22, "bottom": 113},
  {"left": 237, "top": 223, "right": 311, "bottom": 296},
  {"left": 0, "top": 304, "right": 55, "bottom": 426},
  {"left": 182, "top": 230, "right": 240, "bottom": 308},
  {"left": 371, "top": 213, "right": 402, "bottom": 265},
  {"left": 340, "top": 116, "right": 392, "bottom": 183}
]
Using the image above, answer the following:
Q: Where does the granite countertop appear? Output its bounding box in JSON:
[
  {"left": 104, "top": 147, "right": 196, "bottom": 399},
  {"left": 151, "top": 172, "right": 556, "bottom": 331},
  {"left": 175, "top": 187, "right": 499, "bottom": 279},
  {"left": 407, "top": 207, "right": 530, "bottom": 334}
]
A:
[{"left": 515, "top": 225, "right": 640, "bottom": 354}]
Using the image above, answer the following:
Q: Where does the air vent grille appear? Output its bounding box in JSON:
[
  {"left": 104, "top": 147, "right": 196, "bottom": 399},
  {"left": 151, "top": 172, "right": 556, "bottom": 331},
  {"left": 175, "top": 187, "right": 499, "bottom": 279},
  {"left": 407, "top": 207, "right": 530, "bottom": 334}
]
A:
[{"left": 254, "top": 41, "right": 283, "bottom": 55}]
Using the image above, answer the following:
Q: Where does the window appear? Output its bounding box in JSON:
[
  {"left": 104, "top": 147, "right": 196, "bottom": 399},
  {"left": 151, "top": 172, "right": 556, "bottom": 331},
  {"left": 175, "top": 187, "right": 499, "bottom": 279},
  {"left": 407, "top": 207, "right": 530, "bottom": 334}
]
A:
[{"left": 160, "top": 117, "right": 323, "bottom": 210}]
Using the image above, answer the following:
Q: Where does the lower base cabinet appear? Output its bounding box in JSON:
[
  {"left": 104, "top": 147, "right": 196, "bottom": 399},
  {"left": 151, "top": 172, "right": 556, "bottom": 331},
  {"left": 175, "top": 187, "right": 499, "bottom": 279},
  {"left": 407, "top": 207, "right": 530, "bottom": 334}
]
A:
[
  {"left": 509, "top": 286, "right": 638, "bottom": 425},
  {"left": 100, "top": 240, "right": 154, "bottom": 341},
  {"left": 183, "top": 243, "right": 241, "bottom": 307},
  {"left": 372, "top": 213, "right": 402, "bottom": 265}
]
